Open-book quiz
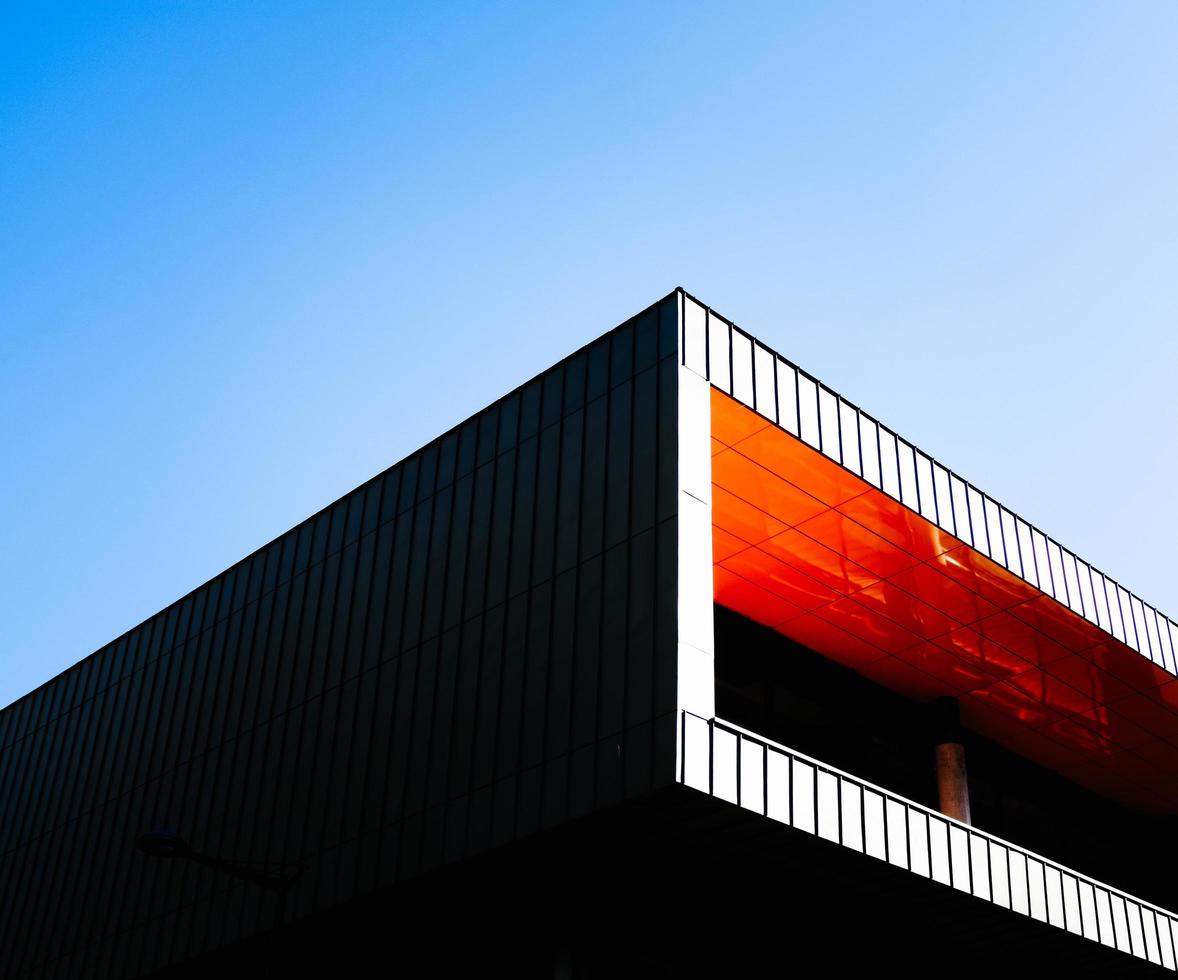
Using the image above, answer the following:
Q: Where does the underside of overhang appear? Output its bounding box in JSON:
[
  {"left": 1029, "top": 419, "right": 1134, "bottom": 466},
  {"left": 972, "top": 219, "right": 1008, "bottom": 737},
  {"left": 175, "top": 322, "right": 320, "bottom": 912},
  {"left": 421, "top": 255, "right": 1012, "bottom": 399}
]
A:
[
  {"left": 148, "top": 786, "right": 1171, "bottom": 978},
  {"left": 709, "top": 387, "right": 1178, "bottom": 812}
]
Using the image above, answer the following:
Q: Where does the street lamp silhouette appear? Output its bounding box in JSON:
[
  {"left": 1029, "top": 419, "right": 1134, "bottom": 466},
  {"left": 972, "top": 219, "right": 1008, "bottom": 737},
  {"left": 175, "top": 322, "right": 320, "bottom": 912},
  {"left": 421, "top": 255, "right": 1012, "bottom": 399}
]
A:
[{"left": 136, "top": 829, "right": 303, "bottom": 892}]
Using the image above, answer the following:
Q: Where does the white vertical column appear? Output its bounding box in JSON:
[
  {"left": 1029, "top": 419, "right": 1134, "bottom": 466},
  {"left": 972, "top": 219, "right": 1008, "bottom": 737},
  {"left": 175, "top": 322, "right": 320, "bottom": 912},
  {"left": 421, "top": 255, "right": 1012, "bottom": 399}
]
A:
[{"left": 677, "top": 360, "right": 714, "bottom": 721}]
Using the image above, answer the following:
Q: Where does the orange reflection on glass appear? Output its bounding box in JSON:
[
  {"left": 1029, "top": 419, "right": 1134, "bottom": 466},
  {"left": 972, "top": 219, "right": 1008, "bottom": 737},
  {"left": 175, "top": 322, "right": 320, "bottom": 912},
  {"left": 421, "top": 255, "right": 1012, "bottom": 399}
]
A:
[
  {"left": 721, "top": 547, "right": 841, "bottom": 612},
  {"left": 1147, "top": 680, "right": 1178, "bottom": 713},
  {"left": 795, "top": 510, "right": 919, "bottom": 578},
  {"left": 932, "top": 627, "right": 1033, "bottom": 682},
  {"left": 1107, "top": 696, "right": 1178, "bottom": 747},
  {"left": 1008, "top": 596, "right": 1102, "bottom": 653},
  {"left": 974, "top": 612, "right": 1072, "bottom": 668},
  {"left": 813, "top": 597, "right": 921, "bottom": 655},
  {"left": 1042, "top": 654, "right": 1138, "bottom": 704},
  {"left": 734, "top": 423, "right": 867, "bottom": 507},
  {"left": 712, "top": 485, "right": 788, "bottom": 548},
  {"left": 966, "top": 681, "right": 1058, "bottom": 729},
  {"left": 848, "top": 580, "right": 959, "bottom": 641},
  {"left": 929, "top": 546, "right": 1040, "bottom": 609},
  {"left": 887, "top": 564, "right": 1000, "bottom": 628},
  {"left": 1084, "top": 639, "right": 1167, "bottom": 695},
  {"left": 837, "top": 489, "right": 960, "bottom": 561},
  {"left": 1002, "top": 667, "right": 1100, "bottom": 725},
  {"left": 712, "top": 449, "right": 828, "bottom": 528},
  {"left": 775, "top": 613, "right": 888, "bottom": 669},
  {"left": 708, "top": 387, "right": 1178, "bottom": 811},
  {"left": 894, "top": 641, "right": 995, "bottom": 695},
  {"left": 1036, "top": 717, "right": 1119, "bottom": 766},
  {"left": 1112, "top": 724, "right": 1178, "bottom": 771},
  {"left": 959, "top": 700, "right": 1163, "bottom": 806},
  {"left": 711, "top": 397, "right": 770, "bottom": 448},
  {"left": 714, "top": 566, "right": 803, "bottom": 629},
  {"left": 963, "top": 700, "right": 1089, "bottom": 765},
  {"left": 856, "top": 655, "right": 957, "bottom": 702},
  {"left": 760, "top": 527, "right": 880, "bottom": 595},
  {"left": 712, "top": 525, "right": 752, "bottom": 564}
]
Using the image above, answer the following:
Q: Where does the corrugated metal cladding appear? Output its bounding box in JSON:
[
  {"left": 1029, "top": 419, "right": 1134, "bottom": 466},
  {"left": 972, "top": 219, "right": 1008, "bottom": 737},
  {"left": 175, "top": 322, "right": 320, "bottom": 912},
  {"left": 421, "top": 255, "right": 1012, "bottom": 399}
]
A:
[{"left": 0, "top": 293, "right": 681, "bottom": 979}]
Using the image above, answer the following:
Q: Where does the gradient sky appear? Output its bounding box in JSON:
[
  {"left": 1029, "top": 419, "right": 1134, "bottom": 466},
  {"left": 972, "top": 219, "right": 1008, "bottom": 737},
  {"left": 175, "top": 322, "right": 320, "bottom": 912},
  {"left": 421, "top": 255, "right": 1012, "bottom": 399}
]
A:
[{"left": 3, "top": 2, "right": 1178, "bottom": 709}]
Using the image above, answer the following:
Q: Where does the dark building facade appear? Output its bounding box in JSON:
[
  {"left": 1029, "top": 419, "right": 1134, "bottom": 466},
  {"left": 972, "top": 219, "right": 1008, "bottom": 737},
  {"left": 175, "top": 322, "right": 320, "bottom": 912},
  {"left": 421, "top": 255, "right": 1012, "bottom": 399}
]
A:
[{"left": 4, "top": 289, "right": 1178, "bottom": 977}]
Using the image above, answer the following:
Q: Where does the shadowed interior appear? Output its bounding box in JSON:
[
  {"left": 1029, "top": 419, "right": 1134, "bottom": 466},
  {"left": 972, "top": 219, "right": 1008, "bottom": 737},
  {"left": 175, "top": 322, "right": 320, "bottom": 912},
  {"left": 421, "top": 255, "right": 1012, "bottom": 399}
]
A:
[{"left": 710, "top": 387, "right": 1178, "bottom": 812}]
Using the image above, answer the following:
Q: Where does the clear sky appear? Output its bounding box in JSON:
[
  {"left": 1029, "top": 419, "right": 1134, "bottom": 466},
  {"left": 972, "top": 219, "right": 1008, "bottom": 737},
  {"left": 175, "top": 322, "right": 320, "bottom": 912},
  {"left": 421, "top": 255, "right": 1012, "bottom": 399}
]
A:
[{"left": 3, "top": 2, "right": 1177, "bottom": 709}]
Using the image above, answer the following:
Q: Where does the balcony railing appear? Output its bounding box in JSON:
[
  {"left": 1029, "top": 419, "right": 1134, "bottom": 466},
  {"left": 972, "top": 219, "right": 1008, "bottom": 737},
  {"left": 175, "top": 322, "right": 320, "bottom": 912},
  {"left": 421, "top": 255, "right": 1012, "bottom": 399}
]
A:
[{"left": 678, "top": 710, "right": 1178, "bottom": 971}]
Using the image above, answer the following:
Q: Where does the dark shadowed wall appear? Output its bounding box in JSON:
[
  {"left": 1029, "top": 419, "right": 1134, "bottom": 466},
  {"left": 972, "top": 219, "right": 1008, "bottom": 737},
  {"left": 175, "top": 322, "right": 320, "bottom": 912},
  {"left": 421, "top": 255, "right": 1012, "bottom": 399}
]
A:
[{"left": 0, "top": 293, "right": 681, "bottom": 979}]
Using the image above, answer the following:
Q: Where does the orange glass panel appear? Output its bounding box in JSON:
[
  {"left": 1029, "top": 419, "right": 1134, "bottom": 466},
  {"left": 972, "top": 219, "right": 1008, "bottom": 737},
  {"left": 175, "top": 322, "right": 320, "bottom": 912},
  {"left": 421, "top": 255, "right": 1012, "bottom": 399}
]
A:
[
  {"left": 1146, "top": 679, "right": 1178, "bottom": 713},
  {"left": 1108, "top": 696, "right": 1178, "bottom": 746},
  {"left": 720, "top": 547, "right": 842, "bottom": 612},
  {"left": 1082, "top": 745, "right": 1176, "bottom": 803},
  {"left": 1008, "top": 596, "right": 1103, "bottom": 653},
  {"left": 711, "top": 393, "right": 771, "bottom": 448},
  {"left": 1096, "top": 774, "right": 1177, "bottom": 810},
  {"left": 712, "top": 525, "right": 752, "bottom": 564},
  {"left": 1041, "top": 654, "right": 1138, "bottom": 704},
  {"left": 894, "top": 641, "right": 996, "bottom": 695},
  {"left": 1046, "top": 733, "right": 1117, "bottom": 781},
  {"left": 959, "top": 699, "right": 1046, "bottom": 747},
  {"left": 886, "top": 564, "right": 1000, "bottom": 628},
  {"left": 709, "top": 387, "right": 1178, "bottom": 811},
  {"left": 712, "top": 485, "right": 789, "bottom": 547},
  {"left": 837, "top": 488, "right": 961, "bottom": 561},
  {"left": 929, "top": 546, "right": 1041, "bottom": 609},
  {"left": 712, "top": 449, "right": 828, "bottom": 528},
  {"left": 1059, "top": 703, "right": 1115, "bottom": 734},
  {"left": 974, "top": 612, "right": 1072, "bottom": 667},
  {"left": 813, "top": 597, "right": 921, "bottom": 655},
  {"left": 760, "top": 527, "right": 880, "bottom": 595},
  {"left": 775, "top": 613, "right": 887, "bottom": 670},
  {"left": 735, "top": 424, "right": 868, "bottom": 507},
  {"left": 1036, "top": 717, "right": 1120, "bottom": 764},
  {"left": 962, "top": 700, "right": 1099, "bottom": 768},
  {"left": 794, "top": 510, "right": 919, "bottom": 578},
  {"left": 1113, "top": 725, "right": 1178, "bottom": 770},
  {"left": 1085, "top": 638, "right": 1171, "bottom": 694},
  {"left": 1001, "top": 667, "right": 1101, "bottom": 725},
  {"left": 970, "top": 681, "right": 1066, "bottom": 729},
  {"left": 714, "top": 566, "right": 803, "bottom": 629},
  {"left": 931, "top": 627, "right": 1034, "bottom": 682},
  {"left": 960, "top": 699, "right": 1173, "bottom": 807},
  {"left": 856, "top": 655, "right": 957, "bottom": 702},
  {"left": 847, "top": 580, "right": 959, "bottom": 641},
  {"left": 1078, "top": 709, "right": 1166, "bottom": 750},
  {"left": 1047, "top": 737, "right": 1112, "bottom": 784}
]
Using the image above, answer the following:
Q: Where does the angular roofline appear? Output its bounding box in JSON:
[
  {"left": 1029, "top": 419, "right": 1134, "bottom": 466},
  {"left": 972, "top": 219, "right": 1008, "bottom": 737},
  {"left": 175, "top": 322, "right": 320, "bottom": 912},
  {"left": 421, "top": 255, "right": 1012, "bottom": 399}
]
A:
[
  {"left": 679, "top": 286, "right": 1178, "bottom": 679},
  {"left": 0, "top": 289, "right": 681, "bottom": 720}
]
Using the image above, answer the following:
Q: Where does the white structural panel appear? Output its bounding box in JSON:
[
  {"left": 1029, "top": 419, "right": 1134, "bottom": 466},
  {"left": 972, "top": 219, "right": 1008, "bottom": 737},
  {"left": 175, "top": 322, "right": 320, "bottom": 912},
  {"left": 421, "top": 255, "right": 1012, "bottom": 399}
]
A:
[
  {"left": 677, "top": 290, "right": 1178, "bottom": 678},
  {"left": 680, "top": 711, "right": 1178, "bottom": 971},
  {"left": 676, "top": 361, "right": 715, "bottom": 720}
]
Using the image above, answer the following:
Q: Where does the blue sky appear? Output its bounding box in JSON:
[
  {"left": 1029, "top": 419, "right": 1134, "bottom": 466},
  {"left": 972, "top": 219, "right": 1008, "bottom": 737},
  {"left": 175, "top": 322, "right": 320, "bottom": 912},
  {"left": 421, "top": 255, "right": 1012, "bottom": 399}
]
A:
[{"left": 3, "top": 2, "right": 1177, "bottom": 708}]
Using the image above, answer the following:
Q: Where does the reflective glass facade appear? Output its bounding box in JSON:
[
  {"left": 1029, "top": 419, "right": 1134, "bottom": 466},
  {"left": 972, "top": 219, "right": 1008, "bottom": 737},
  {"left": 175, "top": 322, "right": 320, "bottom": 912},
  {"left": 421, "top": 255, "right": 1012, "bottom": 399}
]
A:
[{"left": 710, "top": 385, "right": 1178, "bottom": 810}]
